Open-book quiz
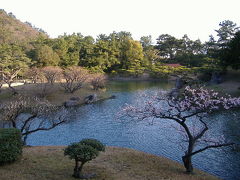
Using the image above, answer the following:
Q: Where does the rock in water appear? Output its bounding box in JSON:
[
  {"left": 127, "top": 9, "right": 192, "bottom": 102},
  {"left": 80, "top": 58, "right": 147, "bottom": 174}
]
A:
[
  {"left": 84, "top": 94, "right": 97, "bottom": 104},
  {"left": 175, "top": 78, "right": 184, "bottom": 89}
]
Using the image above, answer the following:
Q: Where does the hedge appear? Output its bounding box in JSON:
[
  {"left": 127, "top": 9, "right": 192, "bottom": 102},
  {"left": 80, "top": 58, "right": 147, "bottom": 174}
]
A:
[{"left": 0, "top": 128, "right": 23, "bottom": 164}]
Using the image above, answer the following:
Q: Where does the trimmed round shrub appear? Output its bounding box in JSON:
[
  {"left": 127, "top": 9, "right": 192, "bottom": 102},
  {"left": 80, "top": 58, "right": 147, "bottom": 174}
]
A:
[
  {"left": 0, "top": 128, "right": 23, "bottom": 164},
  {"left": 64, "top": 138, "right": 105, "bottom": 178},
  {"left": 80, "top": 138, "right": 105, "bottom": 152},
  {"left": 64, "top": 143, "right": 99, "bottom": 162}
]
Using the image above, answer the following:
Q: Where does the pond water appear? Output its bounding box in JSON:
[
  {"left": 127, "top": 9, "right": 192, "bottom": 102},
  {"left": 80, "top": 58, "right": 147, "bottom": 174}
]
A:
[{"left": 27, "top": 81, "right": 240, "bottom": 180}]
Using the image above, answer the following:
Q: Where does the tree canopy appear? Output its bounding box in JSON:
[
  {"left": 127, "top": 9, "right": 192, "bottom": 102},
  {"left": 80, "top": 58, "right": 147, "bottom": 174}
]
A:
[
  {"left": 0, "top": 9, "right": 239, "bottom": 80},
  {"left": 219, "top": 31, "right": 240, "bottom": 69}
]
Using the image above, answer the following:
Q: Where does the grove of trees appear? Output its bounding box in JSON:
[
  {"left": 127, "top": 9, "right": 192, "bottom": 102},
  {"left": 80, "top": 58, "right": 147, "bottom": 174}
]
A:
[{"left": 1, "top": 8, "right": 239, "bottom": 88}]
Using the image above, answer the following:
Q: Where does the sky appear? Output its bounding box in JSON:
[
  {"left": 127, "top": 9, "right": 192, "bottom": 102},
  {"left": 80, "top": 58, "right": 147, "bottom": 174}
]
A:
[{"left": 1, "top": 0, "right": 240, "bottom": 42}]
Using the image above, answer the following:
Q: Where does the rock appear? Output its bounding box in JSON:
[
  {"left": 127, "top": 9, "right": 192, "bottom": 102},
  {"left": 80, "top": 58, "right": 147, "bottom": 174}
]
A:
[
  {"left": 84, "top": 94, "right": 97, "bottom": 104},
  {"left": 175, "top": 78, "right": 185, "bottom": 89},
  {"left": 64, "top": 97, "right": 80, "bottom": 107},
  {"left": 110, "top": 95, "right": 116, "bottom": 99},
  {"left": 210, "top": 72, "right": 223, "bottom": 84},
  {"left": 64, "top": 100, "right": 79, "bottom": 107}
]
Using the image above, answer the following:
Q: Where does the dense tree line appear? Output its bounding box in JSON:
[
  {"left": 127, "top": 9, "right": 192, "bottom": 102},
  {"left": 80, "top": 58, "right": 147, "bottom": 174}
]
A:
[{"left": 0, "top": 15, "right": 239, "bottom": 84}]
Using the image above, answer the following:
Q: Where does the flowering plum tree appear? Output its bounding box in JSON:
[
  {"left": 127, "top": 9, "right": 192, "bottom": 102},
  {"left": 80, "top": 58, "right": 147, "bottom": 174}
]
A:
[{"left": 122, "top": 86, "right": 240, "bottom": 173}]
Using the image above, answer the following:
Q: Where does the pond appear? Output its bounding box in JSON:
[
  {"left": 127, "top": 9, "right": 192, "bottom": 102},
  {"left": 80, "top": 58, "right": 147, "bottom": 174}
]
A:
[{"left": 27, "top": 81, "right": 240, "bottom": 180}]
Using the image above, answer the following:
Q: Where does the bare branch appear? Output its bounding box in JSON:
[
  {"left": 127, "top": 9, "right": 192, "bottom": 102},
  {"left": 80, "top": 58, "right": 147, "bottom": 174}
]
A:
[
  {"left": 61, "top": 66, "right": 88, "bottom": 93},
  {"left": 190, "top": 143, "right": 235, "bottom": 157},
  {"left": 0, "top": 96, "right": 69, "bottom": 144}
]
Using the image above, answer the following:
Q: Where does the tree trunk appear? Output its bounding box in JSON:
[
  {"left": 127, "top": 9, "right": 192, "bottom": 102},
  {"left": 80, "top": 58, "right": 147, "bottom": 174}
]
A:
[
  {"left": 0, "top": 83, "right": 2, "bottom": 93},
  {"left": 11, "top": 120, "right": 17, "bottom": 128},
  {"left": 8, "top": 83, "right": 18, "bottom": 95},
  {"left": 182, "top": 155, "right": 193, "bottom": 173},
  {"left": 73, "top": 160, "right": 80, "bottom": 178},
  {"left": 23, "top": 135, "right": 28, "bottom": 145},
  {"left": 73, "top": 160, "right": 84, "bottom": 178}
]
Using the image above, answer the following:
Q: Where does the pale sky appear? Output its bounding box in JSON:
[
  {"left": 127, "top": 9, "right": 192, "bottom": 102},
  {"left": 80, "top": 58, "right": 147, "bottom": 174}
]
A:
[{"left": 1, "top": 0, "right": 240, "bottom": 42}]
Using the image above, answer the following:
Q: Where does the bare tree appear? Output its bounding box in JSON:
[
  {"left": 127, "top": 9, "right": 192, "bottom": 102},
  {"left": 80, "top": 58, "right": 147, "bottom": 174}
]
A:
[
  {"left": 25, "top": 67, "right": 56, "bottom": 98},
  {"left": 41, "top": 66, "right": 62, "bottom": 84},
  {"left": 0, "top": 96, "right": 70, "bottom": 144},
  {"left": 90, "top": 73, "right": 107, "bottom": 90},
  {"left": 61, "top": 66, "right": 88, "bottom": 93},
  {"left": 121, "top": 86, "right": 240, "bottom": 173},
  {"left": 34, "top": 83, "right": 54, "bottom": 99},
  {"left": 25, "top": 67, "right": 44, "bottom": 83}
]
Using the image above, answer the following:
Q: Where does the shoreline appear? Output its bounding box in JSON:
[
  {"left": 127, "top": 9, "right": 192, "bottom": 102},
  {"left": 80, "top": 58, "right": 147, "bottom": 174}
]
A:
[{"left": 108, "top": 75, "right": 175, "bottom": 82}]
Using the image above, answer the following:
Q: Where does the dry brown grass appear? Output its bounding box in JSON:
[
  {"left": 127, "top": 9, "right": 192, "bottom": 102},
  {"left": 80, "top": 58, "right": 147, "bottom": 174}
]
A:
[{"left": 0, "top": 146, "right": 218, "bottom": 180}]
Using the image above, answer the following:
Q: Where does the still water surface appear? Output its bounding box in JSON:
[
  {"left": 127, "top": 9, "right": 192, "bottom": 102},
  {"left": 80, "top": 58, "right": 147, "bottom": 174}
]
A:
[{"left": 27, "top": 81, "right": 240, "bottom": 180}]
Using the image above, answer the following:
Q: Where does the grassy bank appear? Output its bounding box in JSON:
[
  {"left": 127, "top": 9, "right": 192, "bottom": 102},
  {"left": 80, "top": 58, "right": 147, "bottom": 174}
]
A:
[
  {"left": 0, "top": 146, "right": 218, "bottom": 180},
  {"left": 207, "top": 70, "right": 240, "bottom": 97}
]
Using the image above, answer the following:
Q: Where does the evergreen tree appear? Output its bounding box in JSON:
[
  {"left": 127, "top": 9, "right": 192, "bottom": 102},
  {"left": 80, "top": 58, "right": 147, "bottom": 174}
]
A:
[
  {"left": 219, "top": 31, "right": 240, "bottom": 69},
  {"left": 32, "top": 45, "right": 60, "bottom": 67}
]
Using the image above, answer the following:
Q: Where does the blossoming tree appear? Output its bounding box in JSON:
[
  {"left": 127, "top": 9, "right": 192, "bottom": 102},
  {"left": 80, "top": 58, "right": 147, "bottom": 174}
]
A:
[{"left": 122, "top": 86, "right": 240, "bottom": 173}]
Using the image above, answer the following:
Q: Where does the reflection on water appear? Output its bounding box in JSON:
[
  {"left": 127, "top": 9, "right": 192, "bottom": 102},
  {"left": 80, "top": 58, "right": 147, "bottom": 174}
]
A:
[
  {"left": 27, "top": 81, "right": 240, "bottom": 180},
  {"left": 107, "top": 80, "right": 173, "bottom": 92}
]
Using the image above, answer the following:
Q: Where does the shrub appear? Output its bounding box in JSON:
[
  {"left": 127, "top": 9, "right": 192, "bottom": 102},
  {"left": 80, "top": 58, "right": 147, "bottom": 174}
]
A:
[
  {"left": 0, "top": 128, "right": 22, "bottom": 164},
  {"left": 149, "top": 65, "right": 173, "bottom": 79},
  {"left": 64, "top": 138, "right": 105, "bottom": 178},
  {"left": 64, "top": 143, "right": 99, "bottom": 163},
  {"left": 80, "top": 138, "right": 105, "bottom": 152}
]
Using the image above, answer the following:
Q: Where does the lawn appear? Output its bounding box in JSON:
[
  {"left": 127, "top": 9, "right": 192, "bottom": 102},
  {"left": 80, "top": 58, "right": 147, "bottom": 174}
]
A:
[{"left": 0, "top": 146, "right": 218, "bottom": 180}]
